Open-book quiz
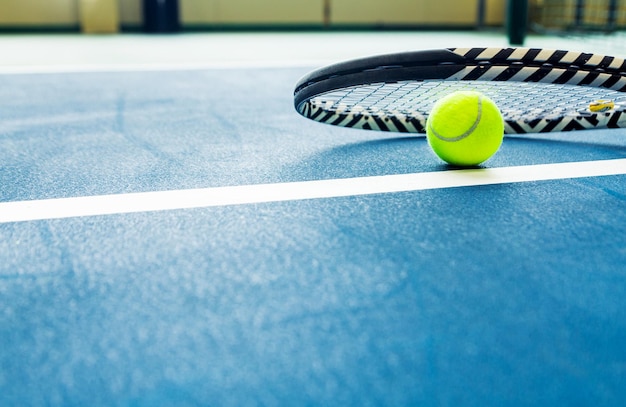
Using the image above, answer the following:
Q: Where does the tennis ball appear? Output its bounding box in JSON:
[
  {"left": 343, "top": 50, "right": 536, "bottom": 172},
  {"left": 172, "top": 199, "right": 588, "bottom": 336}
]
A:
[{"left": 426, "top": 91, "right": 504, "bottom": 166}]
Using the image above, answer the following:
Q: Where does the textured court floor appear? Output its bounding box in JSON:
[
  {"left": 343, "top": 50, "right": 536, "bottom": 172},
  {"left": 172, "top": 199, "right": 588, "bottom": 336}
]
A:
[{"left": 1, "top": 32, "right": 626, "bottom": 406}]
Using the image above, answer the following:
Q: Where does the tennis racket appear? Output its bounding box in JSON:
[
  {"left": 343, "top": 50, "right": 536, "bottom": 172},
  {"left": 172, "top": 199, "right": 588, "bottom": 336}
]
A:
[{"left": 293, "top": 47, "right": 626, "bottom": 134}]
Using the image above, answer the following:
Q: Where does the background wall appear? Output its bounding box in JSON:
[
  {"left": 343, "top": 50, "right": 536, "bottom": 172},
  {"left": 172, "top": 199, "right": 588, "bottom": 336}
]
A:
[
  {"left": 330, "top": 0, "right": 479, "bottom": 25},
  {"left": 181, "top": 0, "right": 325, "bottom": 25},
  {"left": 0, "top": 0, "right": 79, "bottom": 27},
  {"left": 0, "top": 0, "right": 507, "bottom": 31}
]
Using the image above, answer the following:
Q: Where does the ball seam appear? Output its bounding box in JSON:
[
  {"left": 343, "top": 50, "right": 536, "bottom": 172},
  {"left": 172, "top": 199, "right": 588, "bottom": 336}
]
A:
[{"left": 428, "top": 95, "right": 483, "bottom": 142}]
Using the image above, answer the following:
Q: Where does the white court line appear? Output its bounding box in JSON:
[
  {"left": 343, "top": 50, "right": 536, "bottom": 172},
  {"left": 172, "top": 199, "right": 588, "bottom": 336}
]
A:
[{"left": 1, "top": 159, "right": 626, "bottom": 224}]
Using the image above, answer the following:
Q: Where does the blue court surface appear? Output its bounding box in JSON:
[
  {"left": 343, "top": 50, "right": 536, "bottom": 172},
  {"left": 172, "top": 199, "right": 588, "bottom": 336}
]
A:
[{"left": 1, "top": 33, "right": 626, "bottom": 406}]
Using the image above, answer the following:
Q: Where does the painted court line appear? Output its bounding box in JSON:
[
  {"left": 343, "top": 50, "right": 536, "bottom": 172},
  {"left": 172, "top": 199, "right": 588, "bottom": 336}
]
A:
[{"left": 1, "top": 159, "right": 626, "bottom": 224}]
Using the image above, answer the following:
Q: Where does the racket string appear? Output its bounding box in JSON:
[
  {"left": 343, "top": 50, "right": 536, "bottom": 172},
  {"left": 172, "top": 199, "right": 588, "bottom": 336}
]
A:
[{"left": 314, "top": 80, "right": 626, "bottom": 126}]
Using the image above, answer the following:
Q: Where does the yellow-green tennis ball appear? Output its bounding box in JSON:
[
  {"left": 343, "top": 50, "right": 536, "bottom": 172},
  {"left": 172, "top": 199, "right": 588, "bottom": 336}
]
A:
[{"left": 426, "top": 91, "right": 504, "bottom": 166}]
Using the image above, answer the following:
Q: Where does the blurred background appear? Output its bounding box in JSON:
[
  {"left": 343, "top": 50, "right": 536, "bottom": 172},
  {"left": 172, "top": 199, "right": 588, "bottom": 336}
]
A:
[
  {"left": 0, "top": 1, "right": 624, "bottom": 52},
  {"left": 0, "top": 0, "right": 619, "bottom": 33},
  {"left": 0, "top": 0, "right": 506, "bottom": 33}
]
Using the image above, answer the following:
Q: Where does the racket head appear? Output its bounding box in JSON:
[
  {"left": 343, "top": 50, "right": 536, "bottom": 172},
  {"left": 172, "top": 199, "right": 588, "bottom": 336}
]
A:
[{"left": 294, "top": 47, "right": 626, "bottom": 134}]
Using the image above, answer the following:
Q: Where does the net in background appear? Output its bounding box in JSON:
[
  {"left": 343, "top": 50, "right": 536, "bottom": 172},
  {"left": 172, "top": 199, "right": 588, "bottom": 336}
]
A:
[
  {"left": 530, "top": 0, "right": 626, "bottom": 55},
  {"left": 531, "top": 0, "right": 625, "bottom": 31}
]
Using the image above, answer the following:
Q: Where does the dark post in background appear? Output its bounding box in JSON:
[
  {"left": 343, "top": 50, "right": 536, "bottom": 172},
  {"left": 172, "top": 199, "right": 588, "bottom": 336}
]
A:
[
  {"left": 507, "top": 0, "right": 528, "bottom": 45},
  {"left": 143, "top": 0, "right": 180, "bottom": 33}
]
